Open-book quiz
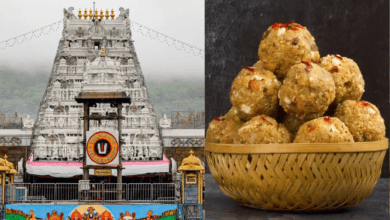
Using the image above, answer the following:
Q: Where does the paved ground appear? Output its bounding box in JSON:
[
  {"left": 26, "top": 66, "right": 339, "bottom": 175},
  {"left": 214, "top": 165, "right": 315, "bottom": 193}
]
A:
[{"left": 204, "top": 174, "right": 389, "bottom": 220}]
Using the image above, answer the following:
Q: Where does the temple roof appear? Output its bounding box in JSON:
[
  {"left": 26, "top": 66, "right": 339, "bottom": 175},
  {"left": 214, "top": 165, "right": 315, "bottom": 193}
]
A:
[{"left": 75, "top": 91, "right": 131, "bottom": 104}]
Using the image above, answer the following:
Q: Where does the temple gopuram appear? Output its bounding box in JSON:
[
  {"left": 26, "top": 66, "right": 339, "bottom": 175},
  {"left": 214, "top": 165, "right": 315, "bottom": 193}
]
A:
[{"left": 27, "top": 7, "right": 166, "bottom": 182}]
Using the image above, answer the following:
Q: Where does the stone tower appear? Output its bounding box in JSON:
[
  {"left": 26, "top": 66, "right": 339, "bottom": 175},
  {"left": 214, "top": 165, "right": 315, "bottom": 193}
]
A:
[{"left": 27, "top": 7, "right": 167, "bottom": 178}]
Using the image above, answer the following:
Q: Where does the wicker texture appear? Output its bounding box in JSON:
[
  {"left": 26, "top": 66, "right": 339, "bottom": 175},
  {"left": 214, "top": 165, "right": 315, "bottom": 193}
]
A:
[{"left": 206, "top": 139, "right": 388, "bottom": 211}]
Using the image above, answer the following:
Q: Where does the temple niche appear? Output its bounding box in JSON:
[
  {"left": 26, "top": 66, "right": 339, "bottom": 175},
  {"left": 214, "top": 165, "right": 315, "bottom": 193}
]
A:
[{"left": 31, "top": 6, "right": 162, "bottom": 167}]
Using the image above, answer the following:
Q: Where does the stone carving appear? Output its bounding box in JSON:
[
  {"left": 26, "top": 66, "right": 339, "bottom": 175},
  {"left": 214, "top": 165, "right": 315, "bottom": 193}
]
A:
[
  {"left": 62, "top": 40, "right": 70, "bottom": 52},
  {"left": 116, "top": 7, "right": 130, "bottom": 21},
  {"left": 70, "top": 40, "right": 80, "bottom": 48},
  {"left": 70, "top": 145, "right": 79, "bottom": 160},
  {"left": 57, "top": 117, "right": 65, "bottom": 128},
  {"left": 48, "top": 130, "right": 59, "bottom": 143},
  {"left": 99, "top": 72, "right": 106, "bottom": 83},
  {"left": 66, "top": 57, "right": 77, "bottom": 65},
  {"left": 88, "top": 20, "right": 105, "bottom": 36},
  {"left": 86, "top": 37, "right": 94, "bottom": 50},
  {"left": 18, "top": 158, "right": 23, "bottom": 174},
  {"left": 75, "top": 27, "right": 84, "bottom": 37},
  {"left": 51, "top": 145, "right": 59, "bottom": 159},
  {"left": 0, "top": 137, "right": 22, "bottom": 146},
  {"left": 101, "top": 36, "right": 108, "bottom": 48},
  {"left": 22, "top": 114, "right": 35, "bottom": 128},
  {"left": 148, "top": 147, "right": 160, "bottom": 158},
  {"left": 120, "top": 57, "right": 129, "bottom": 65},
  {"left": 83, "top": 71, "right": 92, "bottom": 84},
  {"left": 135, "top": 146, "right": 144, "bottom": 160},
  {"left": 64, "top": 7, "right": 78, "bottom": 21},
  {"left": 170, "top": 138, "right": 204, "bottom": 148},
  {"left": 111, "top": 27, "right": 120, "bottom": 37},
  {"left": 115, "top": 73, "right": 125, "bottom": 85},
  {"left": 54, "top": 104, "right": 65, "bottom": 114},
  {"left": 114, "top": 40, "right": 123, "bottom": 48}
]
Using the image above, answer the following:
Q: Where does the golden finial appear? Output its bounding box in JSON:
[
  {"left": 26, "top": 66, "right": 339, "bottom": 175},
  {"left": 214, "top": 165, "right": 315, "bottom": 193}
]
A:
[
  {"left": 178, "top": 150, "right": 204, "bottom": 171},
  {"left": 89, "top": 9, "right": 93, "bottom": 20},
  {"left": 111, "top": 9, "right": 115, "bottom": 20},
  {"left": 101, "top": 47, "right": 106, "bottom": 56},
  {"left": 78, "top": 9, "right": 82, "bottom": 20},
  {"left": 105, "top": 9, "right": 110, "bottom": 20},
  {"left": 94, "top": 9, "right": 99, "bottom": 19},
  {"left": 100, "top": 9, "right": 104, "bottom": 20},
  {"left": 84, "top": 9, "right": 88, "bottom": 20},
  {"left": 4, "top": 155, "right": 7, "bottom": 161}
]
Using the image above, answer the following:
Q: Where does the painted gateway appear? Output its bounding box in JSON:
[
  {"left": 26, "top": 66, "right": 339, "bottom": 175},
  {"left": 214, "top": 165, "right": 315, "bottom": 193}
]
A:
[
  {"left": 27, "top": 7, "right": 168, "bottom": 178},
  {"left": 5, "top": 204, "right": 178, "bottom": 220}
]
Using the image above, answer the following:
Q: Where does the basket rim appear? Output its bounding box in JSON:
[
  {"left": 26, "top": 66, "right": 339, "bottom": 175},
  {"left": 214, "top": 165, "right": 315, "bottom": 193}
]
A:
[{"left": 205, "top": 138, "right": 389, "bottom": 154}]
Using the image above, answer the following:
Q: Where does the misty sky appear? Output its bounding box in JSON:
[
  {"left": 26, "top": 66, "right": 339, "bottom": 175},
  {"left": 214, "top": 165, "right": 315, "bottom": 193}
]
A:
[{"left": 0, "top": 0, "right": 204, "bottom": 80}]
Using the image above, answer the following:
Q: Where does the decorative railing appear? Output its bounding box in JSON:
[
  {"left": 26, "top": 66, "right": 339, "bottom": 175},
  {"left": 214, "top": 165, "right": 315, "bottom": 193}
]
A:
[
  {"left": 171, "top": 111, "right": 205, "bottom": 129},
  {"left": 8, "top": 182, "right": 178, "bottom": 204},
  {"left": 170, "top": 138, "right": 204, "bottom": 148}
]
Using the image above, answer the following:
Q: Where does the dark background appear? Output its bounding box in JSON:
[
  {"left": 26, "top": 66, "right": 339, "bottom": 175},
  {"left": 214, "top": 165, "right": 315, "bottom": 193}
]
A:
[{"left": 205, "top": 0, "right": 389, "bottom": 177}]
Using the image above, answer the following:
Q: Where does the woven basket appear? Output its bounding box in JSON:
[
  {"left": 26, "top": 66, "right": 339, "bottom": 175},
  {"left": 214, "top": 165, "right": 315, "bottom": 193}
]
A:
[{"left": 205, "top": 138, "right": 388, "bottom": 211}]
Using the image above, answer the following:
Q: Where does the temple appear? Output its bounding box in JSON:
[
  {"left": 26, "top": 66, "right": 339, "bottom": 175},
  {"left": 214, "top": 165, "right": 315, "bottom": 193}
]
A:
[{"left": 27, "top": 7, "right": 168, "bottom": 181}]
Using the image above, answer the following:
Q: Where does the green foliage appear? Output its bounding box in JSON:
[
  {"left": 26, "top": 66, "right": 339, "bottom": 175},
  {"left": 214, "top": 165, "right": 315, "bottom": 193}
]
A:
[
  {"left": 146, "top": 77, "right": 205, "bottom": 119},
  {"left": 0, "top": 67, "right": 48, "bottom": 119},
  {"left": 0, "top": 67, "right": 204, "bottom": 120}
]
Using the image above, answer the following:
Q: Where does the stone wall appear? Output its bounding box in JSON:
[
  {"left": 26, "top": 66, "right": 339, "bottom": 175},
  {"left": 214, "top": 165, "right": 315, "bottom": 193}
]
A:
[
  {"left": 0, "top": 146, "right": 29, "bottom": 169},
  {"left": 164, "top": 147, "right": 204, "bottom": 167}
]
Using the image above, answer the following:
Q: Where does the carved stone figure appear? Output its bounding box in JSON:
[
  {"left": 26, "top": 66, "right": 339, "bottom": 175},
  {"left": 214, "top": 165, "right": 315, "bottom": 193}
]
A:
[
  {"left": 64, "top": 7, "right": 78, "bottom": 21},
  {"left": 75, "top": 27, "right": 84, "bottom": 37},
  {"left": 101, "top": 36, "right": 108, "bottom": 48},
  {"left": 70, "top": 145, "right": 78, "bottom": 160},
  {"left": 88, "top": 20, "right": 105, "bottom": 36},
  {"left": 83, "top": 70, "right": 92, "bottom": 84},
  {"left": 140, "top": 116, "right": 147, "bottom": 128},
  {"left": 111, "top": 27, "right": 120, "bottom": 37},
  {"left": 148, "top": 147, "right": 160, "bottom": 158},
  {"left": 116, "top": 7, "right": 129, "bottom": 21},
  {"left": 136, "top": 146, "right": 144, "bottom": 159},
  {"left": 114, "top": 40, "right": 123, "bottom": 48},
  {"left": 121, "top": 146, "right": 128, "bottom": 159},
  {"left": 100, "top": 72, "right": 106, "bottom": 83},
  {"left": 70, "top": 40, "right": 80, "bottom": 48},
  {"left": 115, "top": 73, "right": 124, "bottom": 84},
  {"left": 86, "top": 37, "right": 94, "bottom": 51},
  {"left": 18, "top": 158, "right": 24, "bottom": 174},
  {"left": 57, "top": 117, "right": 65, "bottom": 128},
  {"left": 23, "top": 114, "right": 35, "bottom": 128}
]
